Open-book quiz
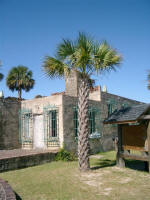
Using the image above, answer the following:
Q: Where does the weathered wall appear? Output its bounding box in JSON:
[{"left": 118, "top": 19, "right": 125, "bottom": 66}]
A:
[
  {"left": 21, "top": 95, "right": 64, "bottom": 148},
  {"left": 89, "top": 86, "right": 101, "bottom": 101},
  {"left": 62, "top": 92, "right": 143, "bottom": 154},
  {"left": 63, "top": 95, "right": 104, "bottom": 154},
  {"left": 0, "top": 98, "right": 21, "bottom": 150},
  {"left": 101, "top": 91, "right": 144, "bottom": 151},
  {"left": 0, "top": 150, "right": 57, "bottom": 172},
  {"left": 65, "top": 70, "right": 81, "bottom": 97}
]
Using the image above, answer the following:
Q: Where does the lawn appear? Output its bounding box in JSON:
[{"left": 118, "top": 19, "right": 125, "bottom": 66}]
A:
[{"left": 1, "top": 151, "right": 150, "bottom": 200}]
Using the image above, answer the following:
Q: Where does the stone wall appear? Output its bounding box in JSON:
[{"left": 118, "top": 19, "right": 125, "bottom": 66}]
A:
[
  {"left": 62, "top": 92, "right": 144, "bottom": 154},
  {"left": 63, "top": 95, "right": 103, "bottom": 154},
  {"left": 0, "top": 98, "right": 21, "bottom": 150},
  {"left": 65, "top": 70, "right": 81, "bottom": 97},
  {"left": 101, "top": 91, "right": 144, "bottom": 151}
]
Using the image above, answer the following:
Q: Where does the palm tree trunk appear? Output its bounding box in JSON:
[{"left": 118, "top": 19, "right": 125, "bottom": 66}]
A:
[
  {"left": 78, "top": 80, "right": 90, "bottom": 171},
  {"left": 18, "top": 88, "right": 22, "bottom": 99}
]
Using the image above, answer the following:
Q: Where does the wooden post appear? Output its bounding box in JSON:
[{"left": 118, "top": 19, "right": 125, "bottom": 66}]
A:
[
  {"left": 147, "top": 121, "right": 150, "bottom": 173},
  {"left": 116, "top": 124, "right": 125, "bottom": 167}
]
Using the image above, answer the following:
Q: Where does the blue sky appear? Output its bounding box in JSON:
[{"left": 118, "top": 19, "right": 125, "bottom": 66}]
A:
[{"left": 0, "top": 0, "right": 150, "bottom": 102}]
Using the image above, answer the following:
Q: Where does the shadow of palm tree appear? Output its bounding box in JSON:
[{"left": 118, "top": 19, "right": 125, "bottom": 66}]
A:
[{"left": 91, "top": 159, "right": 116, "bottom": 170}]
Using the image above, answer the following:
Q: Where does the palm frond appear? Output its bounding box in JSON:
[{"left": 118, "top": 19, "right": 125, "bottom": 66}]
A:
[
  {"left": 93, "top": 41, "right": 122, "bottom": 73},
  {"left": 43, "top": 32, "right": 122, "bottom": 81},
  {"left": 147, "top": 72, "right": 150, "bottom": 90},
  {"left": 0, "top": 73, "right": 4, "bottom": 81},
  {"left": 0, "top": 62, "right": 4, "bottom": 81},
  {"left": 57, "top": 39, "right": 75, "bottom": 61},
  {"left": 43, "top": 56, "right": 69, "bottom": 78}
]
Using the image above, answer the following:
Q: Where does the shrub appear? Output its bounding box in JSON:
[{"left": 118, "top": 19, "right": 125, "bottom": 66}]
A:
[{"left": 55, "top": 148, "right": 76, "bottom": 161}]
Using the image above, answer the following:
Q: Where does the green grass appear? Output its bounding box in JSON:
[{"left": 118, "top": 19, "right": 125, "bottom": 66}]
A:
[{"left": 1, "top": 151, "right": 150, "bottom": 200}]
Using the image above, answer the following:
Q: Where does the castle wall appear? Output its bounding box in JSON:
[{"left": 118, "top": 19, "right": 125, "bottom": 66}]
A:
[
  {"left": 0, "top": 98, "right": 21, "bottom": 150},
  {"left": 62, "top": 92, "right": 143, "bottom": 154}
]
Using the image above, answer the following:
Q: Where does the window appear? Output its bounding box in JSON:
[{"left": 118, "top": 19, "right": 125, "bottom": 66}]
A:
[
  {"left": 89, "top": 110, "right": 96, "bottom": 134},
  {"left": 23, "top": 113, "right": 31, "bottom": 139},
  {"left": 74, "top": 109, "right": 78, "bottom": 137},
  {"left": 48, "top": 110, "right": 57, "bottom": 137},
  {"left": 107, "top": 100, "right": 117, "bottom": 117},
  {"left": 74, "top": 108, "right": 96, "bottom": 136},
  {"left": 107, "top": 104, "right": 113, "bottom": 116}
]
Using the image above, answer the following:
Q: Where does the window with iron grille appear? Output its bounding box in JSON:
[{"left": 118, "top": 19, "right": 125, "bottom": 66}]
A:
[
  {"left": 89, "top": 110, "right": 96, "bottom": 134},
  {"left": 74, "top": 109, "right": 78, "bottom": 137},
  {"left": 107, "top": 103, "right": 113, "bottom": 116},
  {"left": 73, "top": 108, "right": 96, "bottom": 136},
  {"left": 24, "top": 113, "right": 30, "bottom": 139},
  {"left": 107, "top": 98, "right": 118, "bottom": 117},
  {"left": 48, "top": 110, "right": 57, "bottom": 137}
]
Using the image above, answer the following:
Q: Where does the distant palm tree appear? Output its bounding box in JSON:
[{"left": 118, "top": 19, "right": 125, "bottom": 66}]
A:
[
  {"left": 43, "top": 32, "right": 122, "bottom": 171},
  {"left": 148, "top": 72, "right": 150, "bottom": 89},
  {"left": 6, "top": 65, "right": 35, "bottom": 99},
  {"left": 0, "top": 61, "right": 4, "bottom": 81}
]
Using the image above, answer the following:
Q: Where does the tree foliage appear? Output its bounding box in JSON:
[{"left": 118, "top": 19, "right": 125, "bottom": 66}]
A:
[
  {"left": 0, "top": 61, "right": 4, "bottom": 81},
  {"left": 6, "top": 65, "right": 35, "bottom": 99},
  {"left": 43, "top": 32, "right": 122, "bottom": 80}
]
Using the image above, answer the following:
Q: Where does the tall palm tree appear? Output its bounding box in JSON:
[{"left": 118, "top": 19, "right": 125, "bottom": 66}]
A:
[
  {"left": 43, "top": 32, "right": 122, "bottom": 171},
  {"left": 6, "top": 65, "right": 35, "bottom": 99}
]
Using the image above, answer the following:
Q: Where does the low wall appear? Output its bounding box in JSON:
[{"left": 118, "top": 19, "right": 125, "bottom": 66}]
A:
[{"left": 0, "top": 151, "right": 57, "bottom": 172}]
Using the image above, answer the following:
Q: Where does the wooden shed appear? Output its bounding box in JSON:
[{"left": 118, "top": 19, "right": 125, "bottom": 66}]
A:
[{"left": 104, "top": 103, "right": 150, "bottom": 172}]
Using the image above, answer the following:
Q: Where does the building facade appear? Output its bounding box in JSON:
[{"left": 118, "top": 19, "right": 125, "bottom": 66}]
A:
[{"left": 0, "top": 71, "right": 144, "bottom": 153}]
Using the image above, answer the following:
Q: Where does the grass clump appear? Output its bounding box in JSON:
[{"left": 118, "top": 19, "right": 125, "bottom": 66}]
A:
[{"left": 55, "top": 148, "right": 76, "bottom": 161}]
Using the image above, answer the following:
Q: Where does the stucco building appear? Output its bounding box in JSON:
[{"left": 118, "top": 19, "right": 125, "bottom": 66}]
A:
[{"left": 0, "top": 71, "right": 144, "bottom": 153}]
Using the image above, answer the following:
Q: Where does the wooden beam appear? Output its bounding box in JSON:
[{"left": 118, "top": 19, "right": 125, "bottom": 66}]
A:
[
  {"left": 123, "top": 145, "right": 145, "bottom": 151},
  {"left": 120, "top": 153, "right": 149, "bottom": 161},
  {"left": 140, "top": 115, "right": 150, "bottom": 120},
  {"left": 147, "top": 121, "right": 150, "bottom": 172},
  {"left": 104, "top": 120, "right": 138, "bottom": 125},
  {"left": 116, "top": 125, "right": 125, "bottom": 168}
]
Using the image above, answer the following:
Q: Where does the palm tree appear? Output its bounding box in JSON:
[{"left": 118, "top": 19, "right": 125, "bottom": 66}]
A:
[
  {"left": 43, "top": 32, "right": 122, "bottom": 171},
  {"left": 6, "top": 65, "right": 35, "bottom": 99},
  {"left": 148, "top": 72, "right": 150, "bottom": 90},
  {"left": 0, "top": 61, "right": 4, "bottom": 82}
]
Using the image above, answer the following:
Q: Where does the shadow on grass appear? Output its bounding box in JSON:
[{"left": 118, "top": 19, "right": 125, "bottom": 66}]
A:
[
  {"left": 91, "top": 158, "right": 148, "bottom": 172},
  {"left": 15, "top": 192, "right": 22, "bottom": 200},
  {"left": 125, "top": 160, "right": 148, "bottom": 172},
  {"left": 91, "top": 159, "right": 116, "bottom": 170}
]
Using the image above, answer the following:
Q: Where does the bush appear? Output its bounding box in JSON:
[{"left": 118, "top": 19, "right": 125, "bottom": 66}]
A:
[{"left": 55, "top": 148, "right": 76, "bottom": 161}]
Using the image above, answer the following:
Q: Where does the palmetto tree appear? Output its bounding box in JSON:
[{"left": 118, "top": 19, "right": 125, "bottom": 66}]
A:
[
  {"left": 43, "top": 32, "right": 122, "bottom": 171},
  {"left": 0, "top": 61, "right": 4, "bottom": 82},
  {"left": 148, "top": 72, "right": 150, "bottom": 90},
  {"left": 6, "top": 65, "right": 35, "bottom": 99}
]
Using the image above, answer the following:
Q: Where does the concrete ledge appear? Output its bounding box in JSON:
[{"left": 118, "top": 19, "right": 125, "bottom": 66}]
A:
[
  {"left": 0, "top": 178, "right": 16, "bottom": 200},
  {"left": 0, "top": 149, "right": 58, "bottom": 172}
]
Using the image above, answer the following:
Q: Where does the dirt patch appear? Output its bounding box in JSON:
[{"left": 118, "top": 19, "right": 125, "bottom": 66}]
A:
[
  {"left": 102, "top": 187, "right": 112, "bottom": 196},
  {"left": 90, "top": 155, "right": 104, "bottom": 159},
  {"left": 119, "top": 177, "right": 132, "bottom": 184}
]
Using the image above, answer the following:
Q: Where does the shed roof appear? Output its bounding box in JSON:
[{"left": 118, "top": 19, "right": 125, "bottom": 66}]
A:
[{"left": 104, "top": 103, "right": 150, "bottom": 124}]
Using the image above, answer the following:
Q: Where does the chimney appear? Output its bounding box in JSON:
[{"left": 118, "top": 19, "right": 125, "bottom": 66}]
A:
[{"left": 65, "top": 70, "right": 81, "bottom": 97}]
